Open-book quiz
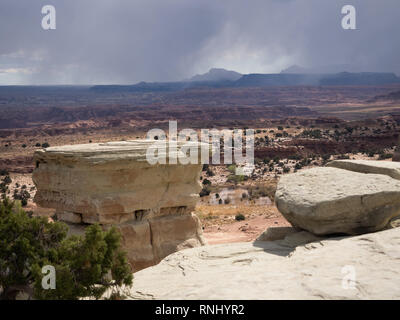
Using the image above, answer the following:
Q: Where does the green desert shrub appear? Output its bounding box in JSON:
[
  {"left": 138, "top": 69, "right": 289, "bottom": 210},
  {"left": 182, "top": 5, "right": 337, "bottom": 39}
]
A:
[
  {"left": 295, "top": 162, "right": 303, "bottom": 170},
  {"left": 235, "top": 214, "right": 245, "bottom": 221},
  {"left": 2, "top": 175, "right": 12, "bottom": 185},
  {"left": 302, "top": 129, "right": 322, "bottom": 139},
  {"left": 378, "top": 152, "right": 393, "bottom": 160},
  {"left": 206, "top": 168, "right": 215, "bottom": 177},
  {"left": 227, "top": 164, "right": 236, "bottom": 174},
  {"left": 199, "top": 186, "right": 211, "bottom": 197},
  {"left": 12, "top": 189, "right": 30, "bottom": 207},
  {"left": 226, "top": 174, "right": 247, "bottom": 184},
  {"left": 0, "top": 199, "right": 133, "bottom": 300},
  {"left": 283, "top": 166, "right": 290, "bottom": 173}
]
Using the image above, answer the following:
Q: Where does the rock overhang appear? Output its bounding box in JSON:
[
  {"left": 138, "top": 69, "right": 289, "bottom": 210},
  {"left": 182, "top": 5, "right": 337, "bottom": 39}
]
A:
[
  {"left": 32, "top": 139, "right": 208, "bottom": 271},
  {"left": 34, "top": 139, "right": 211, "bottom": 165}
]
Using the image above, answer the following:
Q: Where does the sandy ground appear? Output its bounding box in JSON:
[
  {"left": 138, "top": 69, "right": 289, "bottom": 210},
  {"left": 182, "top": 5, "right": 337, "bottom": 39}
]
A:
[
  {"left": 203, "top": 213, "right": 290, "bottom": 244},
  {"left": 196, "top": 204, "right": 290, "bottom": 244}
]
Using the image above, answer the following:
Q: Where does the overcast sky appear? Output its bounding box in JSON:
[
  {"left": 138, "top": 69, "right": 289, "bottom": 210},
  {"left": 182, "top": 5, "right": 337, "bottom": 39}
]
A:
[{"left": 0, "top": 0, "right": 399, "bottom": 85}]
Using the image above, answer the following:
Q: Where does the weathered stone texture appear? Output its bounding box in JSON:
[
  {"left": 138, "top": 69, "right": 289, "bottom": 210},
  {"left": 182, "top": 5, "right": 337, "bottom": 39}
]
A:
[
  {"left": 33, "top": 140, "right": 206, "bottom": 271},
  {"left": 275, "top": 167, "right": 400, "bottom": 235},
  {"left": 129, "top": 227, "right": 400, "bottom": 300}
]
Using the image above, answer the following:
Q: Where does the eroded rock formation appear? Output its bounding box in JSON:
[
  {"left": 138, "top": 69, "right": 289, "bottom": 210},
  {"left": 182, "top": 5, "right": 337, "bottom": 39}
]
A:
[
  {"left": 33, "top": 140, "right": 206, "bottom": 271},
  {"left": 275, "top": 167, "right": 400, "bottom": 235}
]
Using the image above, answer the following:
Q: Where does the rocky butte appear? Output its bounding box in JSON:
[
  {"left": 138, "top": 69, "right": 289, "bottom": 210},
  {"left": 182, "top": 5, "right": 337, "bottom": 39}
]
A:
[{"left": 32, "top": 140, "right": 207, "bottom": 271}]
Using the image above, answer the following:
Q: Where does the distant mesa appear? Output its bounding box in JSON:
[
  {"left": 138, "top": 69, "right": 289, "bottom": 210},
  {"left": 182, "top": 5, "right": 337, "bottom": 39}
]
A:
[
  {"left": 188, "top": 68, "right": 242, "bottom": 82},
  {"left": 235, "top": 72, "right": 400, "bottom": 87},
  {"left": 90, "top": 67, "right": 400, "bottom": 93},
  {"left": 281, "top": 64, "right": 365, "bottom": 74},
  {"left": 280, "top": 65, "right": 310, "bottom": 74}
]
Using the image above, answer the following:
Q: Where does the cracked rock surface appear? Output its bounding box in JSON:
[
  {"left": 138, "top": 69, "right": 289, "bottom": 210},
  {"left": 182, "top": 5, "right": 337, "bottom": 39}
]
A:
[{"left": 130, "top": 227, "right": 400, "bottom": 300}]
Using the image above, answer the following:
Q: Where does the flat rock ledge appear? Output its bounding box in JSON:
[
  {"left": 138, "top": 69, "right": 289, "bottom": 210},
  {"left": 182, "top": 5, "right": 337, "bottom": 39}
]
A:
[
  {"left": 32, "top": 140, "right": 207, "bottom": 271},
  {"left": 275, "top": 167, "right": 400, "bottom": 235},
  {"left": 327, "top": 159, "right": 400, "bottom": 180},
  {"left": 128, "top": 227, "right": 400, "bottom": 300}
]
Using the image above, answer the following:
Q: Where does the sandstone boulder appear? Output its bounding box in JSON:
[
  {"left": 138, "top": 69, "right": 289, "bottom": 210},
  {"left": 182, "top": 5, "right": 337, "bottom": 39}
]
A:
[
  {"left": 32, "top": 140, "right": 207, "bottom": 271},
  {"left": 275, "top": 167, "right": 400, "bottom": 235},
  {"left": 128, "top": 227, "right": 400, "bottom": 299},
  {"left": 327, "top": 159, "right": 400, "bottom": 180},
  {"left": 256, "top": 226, "right": 297, "bottom": 241}
]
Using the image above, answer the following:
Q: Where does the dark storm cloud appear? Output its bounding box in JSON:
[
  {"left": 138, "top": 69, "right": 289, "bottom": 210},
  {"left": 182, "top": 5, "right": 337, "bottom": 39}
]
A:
[{"left": 0, "top": 0, "right": 399, "bottom": 84}]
